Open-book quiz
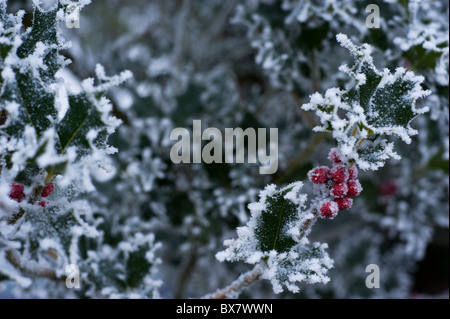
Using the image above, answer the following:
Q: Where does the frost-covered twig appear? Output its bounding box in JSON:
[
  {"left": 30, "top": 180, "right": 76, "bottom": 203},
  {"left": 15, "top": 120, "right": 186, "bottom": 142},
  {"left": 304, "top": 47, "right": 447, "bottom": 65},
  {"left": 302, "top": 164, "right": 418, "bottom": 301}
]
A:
[
  {"left": 174, "top": 244, "right": 198, "bottom": 298},
  {"left": 203, "top": 264, "right": 262, "bottom": 299},
  {"left": 5, "top": 249, "right": 63, "bottom": 281}
]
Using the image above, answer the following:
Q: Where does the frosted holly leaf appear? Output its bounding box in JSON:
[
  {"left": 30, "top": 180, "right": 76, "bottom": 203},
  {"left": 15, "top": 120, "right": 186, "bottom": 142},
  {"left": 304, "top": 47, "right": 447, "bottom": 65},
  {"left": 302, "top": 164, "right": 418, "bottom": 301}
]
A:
[
  {"left": 22, "top": 202, "right": 98, "bottom": 264},
  {"left": 0, "top": 1, "right": 131, "bottom": 183},
  {"left": 0, "top": 2, "right": 21, "bottom": 60},
  {"left": 302, "top": 34, "right": 431, "bottom": 170},
  {"left": 1, "top": 2, "right": 67, "bottom": 137},
  {"left": 56, "top": 65, "right": 131, "bottom": 158},
  {"left": 216, "top": 182, "right": 333, "bottom": 293},
  {"left": 0, "top": 200, "right": 100, "bottom": 287},
  {"left": 2, "top": 71, "right": 58, "bottom": 139},
  {"left": 254, "top": 185, "right": 303, "bottom": 253},
  {"left": 81, "top": 233, "right": 162, "bottom": 298},
  {"left": 394, "top": 19, "right": 449, "bottom": 84},
  {"left": 263, "top": 242, "right": 333, "bottom": 294},
  {"left": 16, "top": 3, "right": 61, "bottom": 83},
  {"left": 339, "top": 34, "right": 429, "bottom": 140},
  {"left": 1, "top": 2, "right": 61, "bottom": 140}
]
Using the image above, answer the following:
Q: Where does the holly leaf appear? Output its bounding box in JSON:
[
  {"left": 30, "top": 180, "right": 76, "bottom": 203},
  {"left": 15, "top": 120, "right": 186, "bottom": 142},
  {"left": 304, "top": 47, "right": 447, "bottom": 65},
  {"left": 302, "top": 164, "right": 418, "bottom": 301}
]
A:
[
  {"left": 16, "top": 3, "right": 62, "bottom": 84},
  {"left": 302, "top": 34, "right": 430, "bottom": 170},
  {"left": 57, "top": 93, "right": 107, "bottom": 157},
  {"left": 216, "top": 183, "right": 333, "bottom": 293},
  {"left": 254, "top": 186, "right": 299, "bottom": 253},
  {"left": 1, "top": 2, "right": 129, "bottom": 183},
  {"left": 340, "top": 42, "right": 429, "bottom": 143},
  {"left": 16, "top": 4, "right": 59, "bottom": 59},
  {"left": 216, "top": 182, "right": 313, "bottom": 261},
  {"left": 1, "top": 3, "right": 61, "bottom": 139}
]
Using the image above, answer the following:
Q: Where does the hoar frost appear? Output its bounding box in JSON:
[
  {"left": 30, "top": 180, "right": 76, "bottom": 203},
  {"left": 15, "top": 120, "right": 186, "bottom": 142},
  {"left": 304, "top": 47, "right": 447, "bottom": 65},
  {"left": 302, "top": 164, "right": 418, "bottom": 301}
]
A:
[
  {"left": 216, "top": 182, "right": 333, "bottom": 294},
  {"left": 302, "top": 34, "right": 431, "bottom": 170}
]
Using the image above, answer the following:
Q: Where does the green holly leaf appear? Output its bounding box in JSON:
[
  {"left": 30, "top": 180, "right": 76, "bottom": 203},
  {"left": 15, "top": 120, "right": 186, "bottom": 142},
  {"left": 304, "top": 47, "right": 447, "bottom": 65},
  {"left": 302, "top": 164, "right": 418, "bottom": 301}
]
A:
[
  {"left": 1, "top": 3, "right": 61, "bottom": 139},
  {"left": 57, "top": 93, "right": 107, "bottom": 157},
  {"left": 123, "top": 242, "right": 153, "bottom": 289},
  {"left": 338, "top": 34, "right": 430, "bottom": 142},
  {"left": 342, "top": 56, "right": 427, "bottom": 143},
  {"left": 16, "top": 3, "right": 60, "bottom": 66},
  {"left": 217, "top": 182, "right": 312, "bottom": 262},
  {"left": 254, "top": 186, "right": 300, "bottom": 253},
  {"left": 216, "top": 182, "right": 333, "bottom": 294},
  {"left": 302, "top": 34, "right": 430, "bottom": 170},
  {"left": 1, "top": 2, "right": 129, "bottom": 183}
]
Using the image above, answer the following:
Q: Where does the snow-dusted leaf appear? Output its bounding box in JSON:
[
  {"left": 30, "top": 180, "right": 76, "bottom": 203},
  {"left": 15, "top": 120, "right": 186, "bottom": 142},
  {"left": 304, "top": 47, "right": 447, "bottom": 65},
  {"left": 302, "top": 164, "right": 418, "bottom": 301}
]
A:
[
  {"left": 3, "top": 71, "right": 58, "bottom": 139},
  {"left": 302, "top": 34, "right": 431, "bottom": 170},
  {"left": 1, "top": 3, "right": 62, "bottom": 139},
  {"left": 16, "top": 4, "right": 59, "bottom": 60},
  {"left": 16, "top": 3, "right": 61, "bottom": 83},
  {"left": 339, "top": 34, "right": 429, "bottom": 142},
  {"left": 217, "top": 182, "right": 333, "bottom": 293},
  {"left": 0, "top": 2, "right": 130, "bottom": 184},
  {"left": 255, "top": 185, "right": 304, "bottom": 253},
  {"left": 262, "top": 242, "right": 333, "bottom": 294},
  {"left": 82, "top": 233, "right": 162, "bottom": 298},
  {"left": 57, "top": 93, "right": 108, "bottom": 157}
]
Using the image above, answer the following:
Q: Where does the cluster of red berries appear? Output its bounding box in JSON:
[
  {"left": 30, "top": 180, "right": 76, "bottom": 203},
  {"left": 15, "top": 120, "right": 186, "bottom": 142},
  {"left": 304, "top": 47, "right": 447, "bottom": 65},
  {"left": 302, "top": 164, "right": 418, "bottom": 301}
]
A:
[
  {"left": 308, "top": 148, "right": 362, "bottom": 219},
  {"left": 9, "top": 182, "right": 54, "bottom": 208}
]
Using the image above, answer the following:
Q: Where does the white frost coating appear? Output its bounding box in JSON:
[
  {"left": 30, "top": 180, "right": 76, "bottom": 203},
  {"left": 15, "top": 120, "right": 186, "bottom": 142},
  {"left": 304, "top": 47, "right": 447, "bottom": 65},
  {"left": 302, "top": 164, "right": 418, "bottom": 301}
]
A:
[
  {"left": 82, "top": 232, "right": 162, "bottom": 298},
  {"left": 302, "top": 33, "right": 431, "bottom": 170},
  {"left": 0, "top": 253, "right": 32, "bottom": 288},
  {"left": 216, "top": 182, "right": 332, "bottom": 293},
  {"left": 10, "top": 126, "right": 39, "bottom": 170},
  {"left": 36, "top": 128, "right": 68, "bottom": 168},
  {"left": 1, "top": 66, "right": 15, "bottom": 82},
  {"left": 355, "top": 73, "right": 366, "bottom": 85}
]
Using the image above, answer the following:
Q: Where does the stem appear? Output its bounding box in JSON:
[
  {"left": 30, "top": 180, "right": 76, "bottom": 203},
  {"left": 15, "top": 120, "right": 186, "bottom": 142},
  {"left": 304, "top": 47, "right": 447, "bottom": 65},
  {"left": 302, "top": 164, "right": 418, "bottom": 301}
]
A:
[
  {"left": 272, "top": 132, "right": 328, "bottom": 184},
  {"left": 311, "top": 49, "right": 320, "bottom": 93},
  {"left": 203, "top": 264, "right": 263, "bottom": 299},
  {"left": 174, "top": 244, "right": 198, "bottom": 298},
  {"left": 291, "top": 92, "right": 316, "bottom": 129},
  {"left": 5, "top": 249, "right": 65, "bottom": 281},
  {"left": 355, "top": 137, "right": 366, "bottom": 150},
  {"left": 299, "top": 208, "right": 319, "bottom": 240}
]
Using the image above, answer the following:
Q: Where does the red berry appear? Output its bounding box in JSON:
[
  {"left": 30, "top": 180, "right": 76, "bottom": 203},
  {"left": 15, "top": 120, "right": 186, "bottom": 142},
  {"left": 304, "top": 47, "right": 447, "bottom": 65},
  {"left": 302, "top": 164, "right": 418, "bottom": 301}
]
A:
[
  {"left": 319, "top": 201, "right": 339, "bottom": 219},
  {"left": 308, "top": 166, "right": 330, "bottom": 184},
  {"left": 348, "top": 165, "right": 358, "bottom": 180},
  {"left": 328, "top": 148, "right": 341, "bottom": 164},
  {"left": 331, "top": 165, "right": 349, "bottom": 183},
  {"left": 334, "top": 196, "right": 353, "bottom": 210},
  {"left": 347, "top": 180, "right": 362, "bottom": 197},
  {"left": 9, "top": 182, "right": 26, "bottom": 202},
  {"left": 379, "top": 181, "right": 397, "bottom": 196},
  {"left": 40, "top": 183, "right": 54, "bottom": 198},
  {"left": 39, "top": 200, "right": 49, "bottom": 208},
  {"left": 331, "top": 182, "right": 348, "bottom": 198}
]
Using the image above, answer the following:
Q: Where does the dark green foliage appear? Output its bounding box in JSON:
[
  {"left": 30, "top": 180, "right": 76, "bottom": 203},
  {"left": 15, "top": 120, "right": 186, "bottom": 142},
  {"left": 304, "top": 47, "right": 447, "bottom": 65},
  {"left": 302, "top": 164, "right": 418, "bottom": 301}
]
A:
[
  {"left": 57, "top": 93, "right": 105, "bottom": 156},
  {"left": 255, "top": 186, "right": 298, "bottom": 253}
]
